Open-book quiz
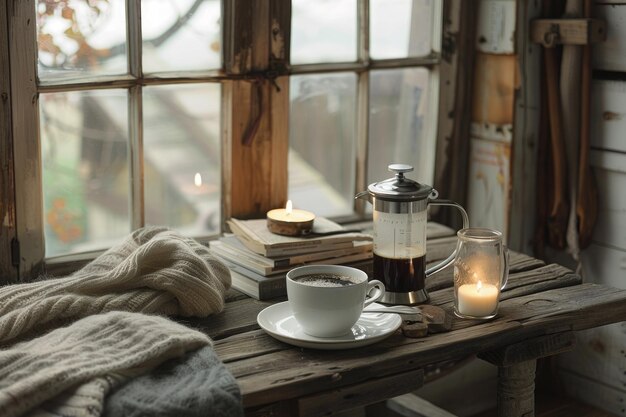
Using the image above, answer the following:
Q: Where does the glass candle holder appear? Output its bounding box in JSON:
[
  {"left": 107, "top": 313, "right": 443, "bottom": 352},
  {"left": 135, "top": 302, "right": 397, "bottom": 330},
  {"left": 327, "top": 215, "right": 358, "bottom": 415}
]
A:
[{"left": 453, "top": 228, "right": 509, "bottom": 319}]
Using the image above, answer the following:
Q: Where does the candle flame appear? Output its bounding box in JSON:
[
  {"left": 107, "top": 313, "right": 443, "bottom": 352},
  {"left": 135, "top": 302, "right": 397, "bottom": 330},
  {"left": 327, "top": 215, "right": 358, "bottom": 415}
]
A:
[
  {"left": 476, "top": 280, "right": 483, "bottom": 293},
  {"left": 286, "top": 200, "right": 293, "bottom": 215},
  {"left": 194, "top": 173, "right": 202, "bottom": 187}
]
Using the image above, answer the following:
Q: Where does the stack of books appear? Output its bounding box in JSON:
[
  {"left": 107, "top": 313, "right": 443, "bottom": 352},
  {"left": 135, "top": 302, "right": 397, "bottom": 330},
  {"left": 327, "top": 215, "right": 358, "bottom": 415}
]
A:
[{"left": 210, "top": 217, "right": 373, "bottom": 300}]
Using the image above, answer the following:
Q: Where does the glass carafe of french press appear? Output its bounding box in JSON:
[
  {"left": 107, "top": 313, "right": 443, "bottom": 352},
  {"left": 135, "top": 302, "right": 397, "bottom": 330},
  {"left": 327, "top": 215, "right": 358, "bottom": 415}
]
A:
[{"left": 356, "top": 164, "right": 469, "bottom": 305}]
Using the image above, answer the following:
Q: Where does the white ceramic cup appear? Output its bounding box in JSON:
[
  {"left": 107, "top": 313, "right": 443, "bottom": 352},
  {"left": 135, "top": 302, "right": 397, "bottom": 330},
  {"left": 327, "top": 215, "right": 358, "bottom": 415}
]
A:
[{"left": 286, "top": 265, "right": 385, "bottom": 338}]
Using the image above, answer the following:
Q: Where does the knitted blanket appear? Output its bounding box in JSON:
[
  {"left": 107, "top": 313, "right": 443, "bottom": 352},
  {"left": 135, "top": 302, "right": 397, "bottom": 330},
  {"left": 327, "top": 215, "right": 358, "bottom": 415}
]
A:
[
  {"left": 0, "top": 227, "right": 242, "bottom": 417},
  {"left": 0, "top": 312, "right": 212, "bottom": 417},
  {"left": 0, "top": 226, "right": 231, "bottom": 345},
  {"left": 104, "top": 346, "right": 243, "bottom": 417}
]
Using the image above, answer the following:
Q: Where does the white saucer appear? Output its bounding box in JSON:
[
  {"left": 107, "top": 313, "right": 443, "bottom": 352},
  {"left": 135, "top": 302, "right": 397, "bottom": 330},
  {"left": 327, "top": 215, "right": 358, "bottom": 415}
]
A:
[{"left": 256, "top": 302, "right": 402, "bottom": 350}]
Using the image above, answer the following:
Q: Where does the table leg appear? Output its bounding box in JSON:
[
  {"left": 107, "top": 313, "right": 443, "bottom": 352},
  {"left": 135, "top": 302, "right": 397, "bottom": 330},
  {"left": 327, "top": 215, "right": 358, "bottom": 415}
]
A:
[
  {"left": 478, "top": 332, "right": 575, "bottom": 417},
  {"left": 497, "top": 359, "right": 537, "bottom": 417}
]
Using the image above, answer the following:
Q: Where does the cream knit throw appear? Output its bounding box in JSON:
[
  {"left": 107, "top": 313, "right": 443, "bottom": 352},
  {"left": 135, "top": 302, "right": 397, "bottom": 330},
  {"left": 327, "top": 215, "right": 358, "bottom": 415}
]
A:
[
  {"left": 0, "top": 226, "right": 231, "bottom": 345},
  {"left": 0, "top": 311, "right": 212, "bottom": 417}
]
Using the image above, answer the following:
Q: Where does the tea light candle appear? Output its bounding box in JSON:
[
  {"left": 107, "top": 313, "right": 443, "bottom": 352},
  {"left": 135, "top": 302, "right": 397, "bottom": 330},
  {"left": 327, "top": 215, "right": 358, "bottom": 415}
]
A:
[
  {"left": 457, "top": 279, "right": 499, "bottom": 317},
  {"left": 267, "top": 200, "right": 315, "bottom": 236}
]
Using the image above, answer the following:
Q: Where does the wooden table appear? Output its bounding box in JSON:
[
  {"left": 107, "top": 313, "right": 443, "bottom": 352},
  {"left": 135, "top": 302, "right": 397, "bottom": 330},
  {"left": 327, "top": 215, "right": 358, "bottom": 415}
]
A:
[{"left": 186, "top": 224, "right": 626, "bottom": 417}]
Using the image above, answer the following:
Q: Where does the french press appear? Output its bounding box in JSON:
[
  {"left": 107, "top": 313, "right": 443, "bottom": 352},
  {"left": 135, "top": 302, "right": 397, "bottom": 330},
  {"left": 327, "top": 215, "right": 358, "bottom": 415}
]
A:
[{"left": 356, "top": 164, "right": 469, "bottom": 305}]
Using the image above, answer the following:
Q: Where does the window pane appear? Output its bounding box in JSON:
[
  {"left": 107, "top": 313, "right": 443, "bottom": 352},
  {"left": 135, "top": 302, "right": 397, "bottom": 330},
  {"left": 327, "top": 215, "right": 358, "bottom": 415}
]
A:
[
  {"left": 36, "top": 0, "right": 127, "bottom": 81},
  {"left": 368, "top": 68, "right": 433, "bottom": 186},
  {"left": 370, "top": 0, "right": 433, "bottom": 59},
  {"left": 41, "top": 90, "right": 130, "bottom": 257},
  {"left": 289, "top": 73, "right": 357, "bottom": 217},
  {"left": 142, "top": 0, "right": 221, "bottom": 73},
  {"left": 143, "top": 83, "right": 221, "bottom": 235},
  {"left": 291, "top": 0, "right": 357, "bottom": 65}
]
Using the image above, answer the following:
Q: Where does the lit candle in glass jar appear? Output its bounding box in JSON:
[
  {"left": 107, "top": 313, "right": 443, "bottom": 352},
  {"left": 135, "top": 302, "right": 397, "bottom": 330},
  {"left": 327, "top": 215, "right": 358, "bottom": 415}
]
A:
[{"left": 457, "top": 275, "right": 499, "bottom": 317}]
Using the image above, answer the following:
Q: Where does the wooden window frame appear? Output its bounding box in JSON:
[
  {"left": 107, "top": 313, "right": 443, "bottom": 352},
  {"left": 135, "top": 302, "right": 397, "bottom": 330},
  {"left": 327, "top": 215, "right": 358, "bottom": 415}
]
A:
[{"left": 0, "top": 0, "right": 467, "bottom": 282}]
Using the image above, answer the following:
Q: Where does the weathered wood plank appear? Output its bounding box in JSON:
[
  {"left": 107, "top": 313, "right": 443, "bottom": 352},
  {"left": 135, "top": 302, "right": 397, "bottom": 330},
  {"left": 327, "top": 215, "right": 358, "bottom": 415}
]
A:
[
  {"left": 560, "top": 322, "right": 626, "bottom": 395},
  {"left": 509, "top": 0, "right": 542, "bottom": 255},
  {"left": 218, "top": 283, "right": 626, "bottom": 409},
  {"left": 233, "top": 335, "right": 431, "bottom": 408},
  {"left": 202, "top": 257, "right": 570, "bottom": 350},
  {"left": 8, "top": 0, "right": 45, "bottom": 279},
  {"left": 466, "top": 133, "right": 512, "bottom": 237},
  {"left": 297, "top": 369, "right": 424, "bottom": 417},
  {"left": 0, "top": 0, "right": 17, "bottom": 284},
  {"left": 214, "top": 329, "right": 289, "bottom": 363},
  {"left": 245, "top": 400, "right": 295, "bottom": 417},
  {"left": 592, "top": 4, "right": 626, "bottom": 72},
  {"left": 479, "top": 332, "right": 576, "bottom": 366},
  {"left": 205, "top": 258, "right": 568, "bottom": 345},
  {"left": 428, "top": 263, "right": 580, "bottom": 307},
  {"left": 587, "top": 150, "right": 626, "bottom": 251},
  {"left": 222, "top": 75, "right": 289, "bottom": 220},
  {"left": 472, "top": 53, "right": 516, "bottom": 125},
  {"left": 425, "top": 236, "right": 461, "bottom": 263},
  {"left": 184, "top": 297, "right": 277, "bottom": 340},
  {"left": 425, "top": 250, "right": 546, "bottom": 293},
  {"left": 269, "top": 0, "right": 290, "bottom": 69},
  {"left": 559, "top": 367, "right": 626, "bottom": 416},
  {"left": 530, "top": 19, "right": 607, "bottom": 46},
  {"left": 476, "top": 0, "right": 516, "bottom": 54},
  {"left": 590, "top": 80, "right": 626, "bottom": 154},
  {"left": 223, "top": 0, "right": 252, "bottom": 74},
  {"left": 387, "top": 394, "right": 458, "bottom": 417},
  {"left": 433, "top": 0, "right": 477, "bottom": 230},
  {"left": 222, "top": 1, "right": 289, "bottom": 221}
]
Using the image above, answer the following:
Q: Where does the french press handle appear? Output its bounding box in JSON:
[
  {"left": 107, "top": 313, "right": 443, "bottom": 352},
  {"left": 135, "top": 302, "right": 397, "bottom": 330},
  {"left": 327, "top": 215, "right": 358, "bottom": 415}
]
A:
[{"left": 425, "top": 198, "right": 470, "bottom": 278}]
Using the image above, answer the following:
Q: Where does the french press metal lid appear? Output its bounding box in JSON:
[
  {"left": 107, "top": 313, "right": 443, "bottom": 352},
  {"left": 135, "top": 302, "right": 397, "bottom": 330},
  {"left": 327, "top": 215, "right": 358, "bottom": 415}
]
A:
[{"left": 365, "top": 164, "right": 434, "bottom": 200}]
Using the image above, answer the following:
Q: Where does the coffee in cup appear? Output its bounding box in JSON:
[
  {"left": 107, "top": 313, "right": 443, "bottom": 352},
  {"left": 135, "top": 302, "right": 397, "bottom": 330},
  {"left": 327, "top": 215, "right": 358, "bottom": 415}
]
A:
[{"left": 286, "top": 265, "right": 385, "bottom": 338}]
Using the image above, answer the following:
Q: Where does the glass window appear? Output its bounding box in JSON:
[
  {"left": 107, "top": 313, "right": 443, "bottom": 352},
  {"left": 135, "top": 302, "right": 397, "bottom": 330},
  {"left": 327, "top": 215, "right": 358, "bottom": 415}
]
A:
[
  {"left": 291, "top": 0, "right": 358, "bottom": 65},
  {"left": 36, "top": 0, "right": 127, "bottom": 81},
  {"left": 290, "top": 1, "right": 440, "bottom": 219},
  {"left": 370, "top": 0, "right": 433, "bottom": 59},
  {"left": 142, "top": 0, "right": 221, "bottom": 73},
  {"left": 40, "top": 89, "right": 130, "bottom": 256},
  {"left": 288, "top": 73, "right": 357, "bottom": 217},
  {"left": 35, "top": 0, "right": 224, "bottom": 258},
  {"left": 143, "top": 83, "right": 221, "bottom": 234},
  {"left": 369, "top": 68, "right": 433, "bottom": 185}
]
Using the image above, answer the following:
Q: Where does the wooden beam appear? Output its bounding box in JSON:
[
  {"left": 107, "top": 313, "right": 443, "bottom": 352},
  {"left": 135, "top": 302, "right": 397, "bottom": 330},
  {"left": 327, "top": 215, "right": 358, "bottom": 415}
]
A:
[
  {"left": 297, "top": 369, "right": 424, "bottom": 417},
  {"left": 433, "top": 0, "right": 477, "bottom": 230},
  {"left": 478, "top": 332, "right": 576, "bottom": 367},
  {"left": 269, "top": 0, "right": 291, "bottom": 71},
  {"left": 0, "top": 0, "right": 18, "bottom": 284},
  {"left": 509, "top": 0, "right": 542, "bottom": 254},
  {"left": 223, "top": 77, "right": 289, "bottom": 219},
  {"left": 530, "top": 19, "right": 607, "bottom": 47},
  {"left": 8, "top": 0, "right": 44, "bottom": 280},
  {"left": 222, "top": 0, "right": 290, "bottom": 220}
]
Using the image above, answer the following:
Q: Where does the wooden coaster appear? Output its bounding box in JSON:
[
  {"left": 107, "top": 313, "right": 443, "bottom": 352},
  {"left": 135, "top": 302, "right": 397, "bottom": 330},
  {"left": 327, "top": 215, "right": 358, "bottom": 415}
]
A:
[
  {"left": 400, "top": 306, "right": 452, "bottom": 338},
  {"left": 401, "top": 321, "right": 429, "bottom": 338},
  {"left": 421, "top": 305, "right": 453, "bottom": 333}
]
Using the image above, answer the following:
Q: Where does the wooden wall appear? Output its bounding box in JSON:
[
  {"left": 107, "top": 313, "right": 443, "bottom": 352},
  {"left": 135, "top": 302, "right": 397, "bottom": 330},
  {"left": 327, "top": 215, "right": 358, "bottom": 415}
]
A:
[
  {"left": 466, "top": 1, "right": 626, "bottom": 413},
  {"left": 466, "top": 0, "right": 517, "bottom": 239},
  {"left": 557, "top": 2, "right": 626, "bottom": 415}
]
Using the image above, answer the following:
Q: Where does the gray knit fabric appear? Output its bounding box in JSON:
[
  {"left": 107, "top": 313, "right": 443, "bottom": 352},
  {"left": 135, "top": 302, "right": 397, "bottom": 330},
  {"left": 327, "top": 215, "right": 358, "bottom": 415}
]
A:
[
  {"left": 0, "top": 226, "right": 231, "bottom": 345},
  {"left": 0, "top": 227, "right": 242, "bottom": 417},
  {"left": 0, "top": 312, "right": 212, "bottom": 417},
  {"left": 103, "top": 346, "right": 243, "bottom": 417}
]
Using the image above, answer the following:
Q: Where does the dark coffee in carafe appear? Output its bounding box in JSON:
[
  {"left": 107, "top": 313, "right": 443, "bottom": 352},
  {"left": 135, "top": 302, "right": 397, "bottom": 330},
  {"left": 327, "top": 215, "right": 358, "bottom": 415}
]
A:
[{"left": 373, "top": 254, "right": 426, "bottom": 292}]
